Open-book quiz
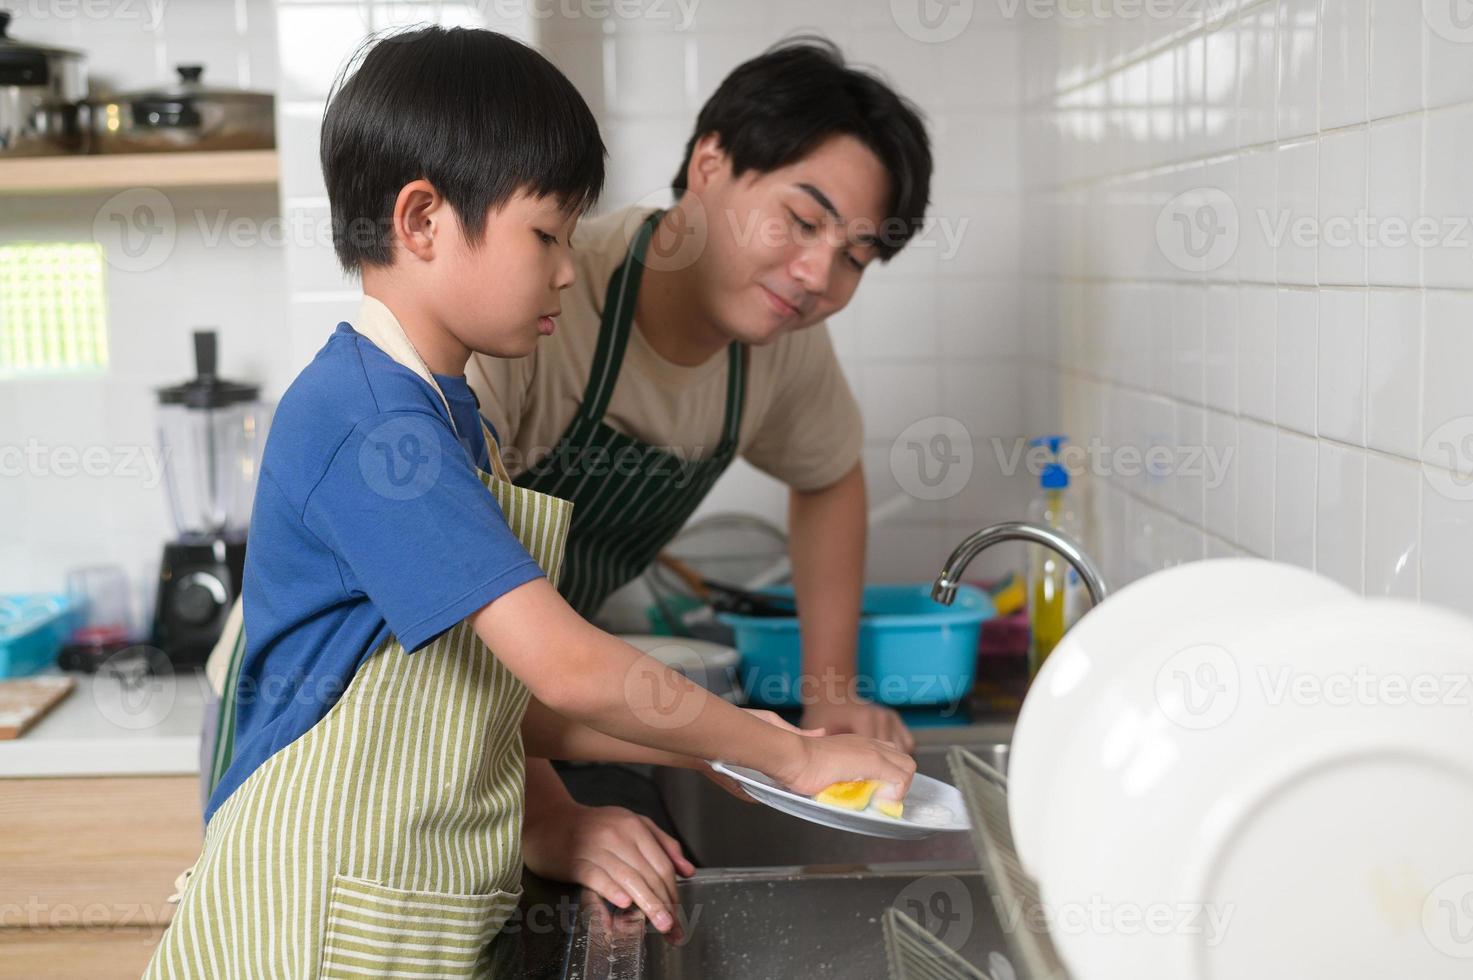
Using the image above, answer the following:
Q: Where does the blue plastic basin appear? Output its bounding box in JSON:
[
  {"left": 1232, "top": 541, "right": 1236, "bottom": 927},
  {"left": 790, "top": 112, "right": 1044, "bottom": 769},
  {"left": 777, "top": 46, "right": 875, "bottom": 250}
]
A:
[
  {"left": 0, "top": 594, "right": 80, "bottom": 679},
  {"left": 718, "top": 583, "right": 995, "bottom": 708}
]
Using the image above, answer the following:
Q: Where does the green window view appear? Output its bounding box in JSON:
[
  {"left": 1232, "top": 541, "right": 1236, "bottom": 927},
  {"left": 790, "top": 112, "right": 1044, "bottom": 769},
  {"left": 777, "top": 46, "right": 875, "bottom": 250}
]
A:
[{"left": 0, "top": 242, "right": 109, "bottom": 376}]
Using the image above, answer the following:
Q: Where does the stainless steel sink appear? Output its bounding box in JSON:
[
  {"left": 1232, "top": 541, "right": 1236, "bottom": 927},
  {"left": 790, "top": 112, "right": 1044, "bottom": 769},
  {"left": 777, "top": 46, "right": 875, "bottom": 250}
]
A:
[
  {"left": 654, "top": 729, "right": 1010, "bottom": 868},
  {"left": 563, "top": 864, "right": 1009, "bottom": 980}
]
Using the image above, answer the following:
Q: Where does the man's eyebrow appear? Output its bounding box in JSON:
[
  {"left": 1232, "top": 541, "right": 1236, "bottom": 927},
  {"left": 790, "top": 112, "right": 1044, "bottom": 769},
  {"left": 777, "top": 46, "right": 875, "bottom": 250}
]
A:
[
  {"left": 796, "top": 182, "right": 841, "bottom": 221},
  {"left": 795, "top": 182, "right": 879, "bottom": 248}
]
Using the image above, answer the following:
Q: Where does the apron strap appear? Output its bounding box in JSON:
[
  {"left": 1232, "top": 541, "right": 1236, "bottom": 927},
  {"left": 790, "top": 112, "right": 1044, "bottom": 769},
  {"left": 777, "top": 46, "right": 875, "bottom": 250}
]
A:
[
  {"left": 580, "top": 213, "right": 658, "bottom": 422},
  {"left": 583, "top": 209, "right": 749, "bottom": 446},
  {"left": 479, "top": 420, "right": 513, "bottom": 483}
]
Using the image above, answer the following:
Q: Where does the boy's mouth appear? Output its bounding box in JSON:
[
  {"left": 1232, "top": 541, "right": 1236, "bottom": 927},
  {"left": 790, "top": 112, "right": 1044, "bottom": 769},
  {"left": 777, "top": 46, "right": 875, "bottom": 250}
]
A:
[{"left": 537, "top": 313, "right": 558, "bottom": 336}]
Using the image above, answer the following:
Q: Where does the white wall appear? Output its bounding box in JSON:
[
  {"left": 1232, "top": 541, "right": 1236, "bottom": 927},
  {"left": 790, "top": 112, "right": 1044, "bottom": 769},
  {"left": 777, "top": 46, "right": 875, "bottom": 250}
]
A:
[
  {"left": 0, "top": 0, "right": 285, "bottom": 628},
  {"left": 1019, "top": 0, "right": 1473, "bottom": 616}
]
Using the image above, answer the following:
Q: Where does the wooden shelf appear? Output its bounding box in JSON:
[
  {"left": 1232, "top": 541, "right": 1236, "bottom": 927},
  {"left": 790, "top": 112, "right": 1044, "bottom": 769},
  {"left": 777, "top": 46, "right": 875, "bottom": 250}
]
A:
[{"left": 0, "top": 149, "right": 278, "bottom": 195}]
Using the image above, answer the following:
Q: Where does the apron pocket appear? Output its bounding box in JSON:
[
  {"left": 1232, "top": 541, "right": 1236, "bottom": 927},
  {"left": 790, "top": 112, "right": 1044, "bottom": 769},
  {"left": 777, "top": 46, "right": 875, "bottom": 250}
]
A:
[{"left": 320, "top": 873, "right": 521, "bottom": 979}]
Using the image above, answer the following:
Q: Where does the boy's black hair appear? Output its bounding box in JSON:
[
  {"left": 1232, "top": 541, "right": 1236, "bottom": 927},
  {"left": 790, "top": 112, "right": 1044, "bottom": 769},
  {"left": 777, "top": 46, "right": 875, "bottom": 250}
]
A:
[
  {"left": 671, "top": 36, "right": 932, "bottom": 261},
  {"left": 322, "top": 27, "right": 606, "bottom": 272}
]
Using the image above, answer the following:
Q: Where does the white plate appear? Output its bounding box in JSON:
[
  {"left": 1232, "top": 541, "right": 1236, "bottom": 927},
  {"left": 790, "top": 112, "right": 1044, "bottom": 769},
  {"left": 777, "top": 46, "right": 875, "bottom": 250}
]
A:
[
  {"left": 708, "top": 761, "right": 971, "bottom": 840},
  {"left": 1038, "top": 595, "right": 1473, "bottom": 980},
  {"left": 1008, "top": 558, "right": 1353, "bottom": 878}
]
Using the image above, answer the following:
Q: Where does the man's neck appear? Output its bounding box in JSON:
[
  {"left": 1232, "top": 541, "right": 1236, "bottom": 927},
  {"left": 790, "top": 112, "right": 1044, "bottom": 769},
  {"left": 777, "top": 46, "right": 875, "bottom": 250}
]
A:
[
  {"left": 633, "top": 206, "right": 731, "bottom": 368},
  {"left": 361, "top": 275, "right": 470, "bottom": 376}
]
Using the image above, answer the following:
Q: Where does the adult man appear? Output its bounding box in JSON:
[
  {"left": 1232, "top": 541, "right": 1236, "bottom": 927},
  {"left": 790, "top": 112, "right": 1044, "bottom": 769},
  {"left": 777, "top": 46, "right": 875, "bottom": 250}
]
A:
[{"left": 468, "top": 37, "right": 933, "bottom": 840}]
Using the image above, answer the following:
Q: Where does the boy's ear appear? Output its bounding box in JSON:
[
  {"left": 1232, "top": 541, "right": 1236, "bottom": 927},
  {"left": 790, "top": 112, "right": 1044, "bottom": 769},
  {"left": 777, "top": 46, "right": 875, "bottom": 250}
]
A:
[
  {"left": 392, "top": 179, "right": 443, "bottom": 262},
  {"left": 685, "top": 133, "right": 729, "bottom": 195}
]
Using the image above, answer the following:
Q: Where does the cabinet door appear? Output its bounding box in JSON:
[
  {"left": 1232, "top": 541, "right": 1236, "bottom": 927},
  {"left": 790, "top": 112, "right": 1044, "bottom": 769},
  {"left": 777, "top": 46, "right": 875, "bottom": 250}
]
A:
[{"left": 0, "top": 776, "right": 201, "bottom": 928}]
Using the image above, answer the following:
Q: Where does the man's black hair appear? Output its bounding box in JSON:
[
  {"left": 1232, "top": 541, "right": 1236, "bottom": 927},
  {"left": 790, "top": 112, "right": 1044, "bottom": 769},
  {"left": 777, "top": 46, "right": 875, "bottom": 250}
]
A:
[
  {"left": 671, "top": 36, "right": 932, "bottom": 261},
  {"left": 322, "top": 26, "right": 606, "bottom": 272}
]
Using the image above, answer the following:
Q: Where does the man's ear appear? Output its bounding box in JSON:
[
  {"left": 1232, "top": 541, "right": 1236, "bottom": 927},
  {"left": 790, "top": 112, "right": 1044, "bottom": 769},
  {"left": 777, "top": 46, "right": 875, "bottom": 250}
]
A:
[
  {"left": 391, "top": 179, "right": 443, "bottom": 262},
  {"left": 684, "top": 133, "right": 729, "bottom": 195}
]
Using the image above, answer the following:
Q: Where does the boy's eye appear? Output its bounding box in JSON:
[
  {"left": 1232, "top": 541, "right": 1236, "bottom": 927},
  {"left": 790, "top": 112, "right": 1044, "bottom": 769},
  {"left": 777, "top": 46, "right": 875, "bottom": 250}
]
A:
[{"left": 535, "top": 230, "right": 558, "bottom": 246}]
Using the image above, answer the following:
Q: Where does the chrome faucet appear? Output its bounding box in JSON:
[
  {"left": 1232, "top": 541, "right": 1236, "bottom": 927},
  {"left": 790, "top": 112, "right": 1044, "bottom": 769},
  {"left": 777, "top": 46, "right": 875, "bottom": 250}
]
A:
[{"left": 932, "top": 521, "right": 1110, "bottom": 608}]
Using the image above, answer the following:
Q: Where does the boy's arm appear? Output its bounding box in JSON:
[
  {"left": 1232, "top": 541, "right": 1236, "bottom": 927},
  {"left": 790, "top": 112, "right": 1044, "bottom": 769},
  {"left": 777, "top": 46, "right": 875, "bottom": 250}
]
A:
[
  {"left": 521, "top": 697, "right": 703, "bottom": 770},
  {"left": 475, "top": 580, "right": 811, "bottom": 780},
  {"left": 477, "top": 579, "right": 915, "bottom": 802}
]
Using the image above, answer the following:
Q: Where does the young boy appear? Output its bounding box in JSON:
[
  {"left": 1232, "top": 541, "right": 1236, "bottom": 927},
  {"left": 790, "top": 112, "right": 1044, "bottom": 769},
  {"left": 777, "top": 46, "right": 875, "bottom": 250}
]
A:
[{"left": 145, "top": 27, "right": 913, "bottom": 978}]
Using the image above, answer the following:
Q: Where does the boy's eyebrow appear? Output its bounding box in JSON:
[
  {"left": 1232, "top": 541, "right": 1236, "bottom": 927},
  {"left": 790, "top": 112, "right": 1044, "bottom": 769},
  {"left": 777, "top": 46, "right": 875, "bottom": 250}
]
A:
[{"left": 796, "top": 181, "right": 880, "bottom": 249}]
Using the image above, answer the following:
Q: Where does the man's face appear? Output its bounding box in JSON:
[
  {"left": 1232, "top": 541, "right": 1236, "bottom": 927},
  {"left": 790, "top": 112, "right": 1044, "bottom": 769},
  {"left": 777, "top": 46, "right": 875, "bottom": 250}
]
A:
[{"left": 681, "top": 134, "right": 893, "bottom": 346}]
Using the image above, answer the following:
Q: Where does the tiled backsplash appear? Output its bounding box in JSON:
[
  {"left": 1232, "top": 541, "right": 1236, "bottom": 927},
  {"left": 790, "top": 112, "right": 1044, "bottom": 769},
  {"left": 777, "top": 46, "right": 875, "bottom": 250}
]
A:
[{"left": 1018, "top": 0, "right": 1473, "bottom": 615}]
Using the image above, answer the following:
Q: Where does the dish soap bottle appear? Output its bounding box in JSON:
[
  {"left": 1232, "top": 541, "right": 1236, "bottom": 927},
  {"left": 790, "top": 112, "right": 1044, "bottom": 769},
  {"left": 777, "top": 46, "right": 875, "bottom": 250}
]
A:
[{"left": 1027, "top": 436, "right": 1084, "bottom": 675}]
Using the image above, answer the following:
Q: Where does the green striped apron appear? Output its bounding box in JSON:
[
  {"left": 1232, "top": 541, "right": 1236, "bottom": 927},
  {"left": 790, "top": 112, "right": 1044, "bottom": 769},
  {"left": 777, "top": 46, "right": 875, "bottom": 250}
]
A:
[
  {"left": 149, "top": 420, "right": 572, "bottom": 978},
  {"left": 515, "top": 210, "right": 748, "bottom": 617}
]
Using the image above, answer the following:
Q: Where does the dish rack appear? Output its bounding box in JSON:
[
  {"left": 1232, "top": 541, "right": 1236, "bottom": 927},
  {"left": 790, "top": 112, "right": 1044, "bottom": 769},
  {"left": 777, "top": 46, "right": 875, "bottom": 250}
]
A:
[{"left": 883, "top": 747, "right": 1073, "bottom": 980}]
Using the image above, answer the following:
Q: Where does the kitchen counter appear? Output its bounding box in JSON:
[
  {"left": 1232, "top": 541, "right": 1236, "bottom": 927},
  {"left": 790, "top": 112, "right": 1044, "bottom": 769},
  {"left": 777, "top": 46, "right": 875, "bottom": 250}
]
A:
[{"left": 0, "top": 667, "right": 207, "bottom": 778}]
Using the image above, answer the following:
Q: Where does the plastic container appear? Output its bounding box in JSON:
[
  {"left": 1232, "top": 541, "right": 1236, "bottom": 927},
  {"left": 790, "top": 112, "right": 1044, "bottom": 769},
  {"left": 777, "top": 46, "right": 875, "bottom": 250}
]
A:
[
  {"left": 1026, "top": 435, "right": 1085, "bottom": 673},
  {"left": 719, "top": 583, "right": 995, "bottom": 707},
  {"left": 0, "top": 594, "right": 81, "bottom": 679}
]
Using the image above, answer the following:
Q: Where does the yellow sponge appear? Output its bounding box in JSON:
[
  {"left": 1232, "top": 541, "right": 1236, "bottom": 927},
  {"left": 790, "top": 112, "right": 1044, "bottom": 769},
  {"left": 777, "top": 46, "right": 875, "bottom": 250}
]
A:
[{"left": 814, "top": 780, "right": 904, "bottom": 819}]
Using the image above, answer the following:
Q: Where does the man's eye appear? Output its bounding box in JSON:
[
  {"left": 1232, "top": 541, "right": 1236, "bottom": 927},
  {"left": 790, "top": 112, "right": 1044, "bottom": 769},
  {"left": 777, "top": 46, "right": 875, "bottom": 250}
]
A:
[
  {"left": 788, "top": 209, "right": 817, "bottom": 232},
  {"left": 845, "top": 253, "right": 866, "bottom": 272}
]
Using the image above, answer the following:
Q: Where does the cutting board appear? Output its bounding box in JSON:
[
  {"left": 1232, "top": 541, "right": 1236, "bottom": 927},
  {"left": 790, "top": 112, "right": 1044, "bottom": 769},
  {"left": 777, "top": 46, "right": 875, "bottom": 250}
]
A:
[{"left": 0, "top": 676, "right": 76, "bottom": 739}]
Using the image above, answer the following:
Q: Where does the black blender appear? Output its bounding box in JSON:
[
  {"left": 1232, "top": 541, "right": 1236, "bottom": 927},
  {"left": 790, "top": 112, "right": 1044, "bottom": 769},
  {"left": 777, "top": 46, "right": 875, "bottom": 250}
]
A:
[{"left": 152, "top": 330, "right": 268, "bottom": 667}]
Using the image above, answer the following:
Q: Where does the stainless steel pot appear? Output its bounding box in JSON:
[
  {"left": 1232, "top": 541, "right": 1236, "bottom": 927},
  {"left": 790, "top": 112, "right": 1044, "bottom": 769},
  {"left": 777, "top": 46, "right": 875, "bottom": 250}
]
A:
[
  {"left": 0, "top": 10, "right": 87, "bottom": 156},
  {"left": 86, "top": 65, "right": 274, "bottom": 154}
]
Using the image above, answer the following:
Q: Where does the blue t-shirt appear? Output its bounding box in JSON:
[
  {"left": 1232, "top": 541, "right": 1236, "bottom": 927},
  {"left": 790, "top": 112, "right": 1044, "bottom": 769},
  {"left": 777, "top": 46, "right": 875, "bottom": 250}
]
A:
[{"left": 206, "top": 323, "right": 543, "bottom": 822}]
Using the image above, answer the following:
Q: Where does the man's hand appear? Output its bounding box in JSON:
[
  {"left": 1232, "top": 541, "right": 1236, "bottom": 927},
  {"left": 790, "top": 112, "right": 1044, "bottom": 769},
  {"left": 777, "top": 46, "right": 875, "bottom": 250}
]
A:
[
  {"left": 522, "top": 799, "right": 693, "bottom": 934},
  {"left": 800, "top": 699, "right": 915, "bottom": 753}
]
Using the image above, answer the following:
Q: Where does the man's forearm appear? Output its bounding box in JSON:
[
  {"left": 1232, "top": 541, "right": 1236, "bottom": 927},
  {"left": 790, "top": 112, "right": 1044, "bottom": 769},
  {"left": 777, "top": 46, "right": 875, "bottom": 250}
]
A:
[{"left": 787, "top": 462, "right": 867, "bottom": 703}]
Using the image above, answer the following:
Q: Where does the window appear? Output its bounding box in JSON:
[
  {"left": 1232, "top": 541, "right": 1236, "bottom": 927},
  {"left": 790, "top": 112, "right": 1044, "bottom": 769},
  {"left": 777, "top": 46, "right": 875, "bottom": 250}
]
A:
[{"left": 0, "top": 242, "right": 108, "bottom": 376}]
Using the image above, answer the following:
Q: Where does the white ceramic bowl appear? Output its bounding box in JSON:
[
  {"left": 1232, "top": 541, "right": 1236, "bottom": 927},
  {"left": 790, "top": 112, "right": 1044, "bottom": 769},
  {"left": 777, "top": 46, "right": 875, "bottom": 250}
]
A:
[
  {"left": 1038, "top": 596, "right": 1473, "bottom": 980},
  {"left": 1008, "top": 559, "right": 1352, "bottom": 877}
]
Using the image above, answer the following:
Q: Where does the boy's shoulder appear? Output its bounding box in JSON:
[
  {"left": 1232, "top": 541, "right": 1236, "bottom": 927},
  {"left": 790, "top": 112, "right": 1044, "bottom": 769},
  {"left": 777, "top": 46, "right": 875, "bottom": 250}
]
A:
[{"left": 268, "top": 324, "right": 450, "bottom": 465}]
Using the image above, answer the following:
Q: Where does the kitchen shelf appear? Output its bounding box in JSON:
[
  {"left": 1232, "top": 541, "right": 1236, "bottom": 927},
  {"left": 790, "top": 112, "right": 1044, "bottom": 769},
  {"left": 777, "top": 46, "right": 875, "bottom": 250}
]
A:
[{"left": 0, "top": 149, "right": 279, "bottom": 195}]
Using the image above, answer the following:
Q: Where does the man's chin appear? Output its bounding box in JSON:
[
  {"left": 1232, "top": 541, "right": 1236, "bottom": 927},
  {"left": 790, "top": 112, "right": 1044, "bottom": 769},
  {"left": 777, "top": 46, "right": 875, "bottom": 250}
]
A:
[{"left": 726, "top": 313, "right": 800, "bottom": 347}]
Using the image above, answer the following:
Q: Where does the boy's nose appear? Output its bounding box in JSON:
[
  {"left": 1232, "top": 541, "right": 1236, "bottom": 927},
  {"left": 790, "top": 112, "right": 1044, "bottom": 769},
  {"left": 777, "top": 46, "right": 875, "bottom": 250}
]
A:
[{"left": 553, "top": 255, "right": 577, "bottom": 290}]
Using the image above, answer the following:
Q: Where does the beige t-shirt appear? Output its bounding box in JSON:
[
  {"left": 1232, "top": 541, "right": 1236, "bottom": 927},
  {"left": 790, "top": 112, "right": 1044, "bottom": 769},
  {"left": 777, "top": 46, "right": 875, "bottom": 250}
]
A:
[{"left": 467, "top": 206, "right": 863, "bottom": 492}]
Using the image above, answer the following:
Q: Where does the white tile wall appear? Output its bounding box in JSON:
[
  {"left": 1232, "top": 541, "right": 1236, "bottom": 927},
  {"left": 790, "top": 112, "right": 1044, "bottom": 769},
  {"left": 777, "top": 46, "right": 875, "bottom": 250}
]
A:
[
  {"left": 1022, "top": 0, "right": 1473, "bottom": 616},
  {"left": 1, "top": 2, "right": 283, "bottom": 621}
]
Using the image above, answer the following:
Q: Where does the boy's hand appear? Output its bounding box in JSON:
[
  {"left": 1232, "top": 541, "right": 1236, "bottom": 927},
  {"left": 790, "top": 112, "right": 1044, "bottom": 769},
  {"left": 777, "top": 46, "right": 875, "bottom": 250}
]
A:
[
  {"left": 522, "top": 799, "right": 693, "bottom": 934},
  {"left": 774, "top": 733, "right": 917, "bottom": 802},
  {"left": 699, "top": 708, "right": 827, "bottom": 801}
]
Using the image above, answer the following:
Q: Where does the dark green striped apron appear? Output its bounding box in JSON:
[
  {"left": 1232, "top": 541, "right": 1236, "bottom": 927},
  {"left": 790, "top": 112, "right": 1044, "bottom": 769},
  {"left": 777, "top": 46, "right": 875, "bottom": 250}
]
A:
[{"left": 515, "top": 210, "right": 748, "bottom": 618}]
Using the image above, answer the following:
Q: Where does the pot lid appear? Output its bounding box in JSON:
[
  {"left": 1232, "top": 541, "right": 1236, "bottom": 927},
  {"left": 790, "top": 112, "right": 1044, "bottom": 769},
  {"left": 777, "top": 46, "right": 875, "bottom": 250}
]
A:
[
  {"left": 0, "top": 10, "right": 86, "bottom": 63},
  {"left": 157, "top": 330, "right": 260, "bottom": 410},
  {"left": 96, "top": 65, "right": 273, "bottom": 104}
]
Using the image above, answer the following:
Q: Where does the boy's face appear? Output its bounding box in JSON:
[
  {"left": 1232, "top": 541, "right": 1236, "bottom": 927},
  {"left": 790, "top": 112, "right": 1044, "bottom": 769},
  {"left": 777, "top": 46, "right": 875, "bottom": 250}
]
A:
[
  {"left": 434, "top": 190, "right": 580, "bottom": 359},
  {"left": 683, "top": 133, "right": 892, "bottom": 347}
]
